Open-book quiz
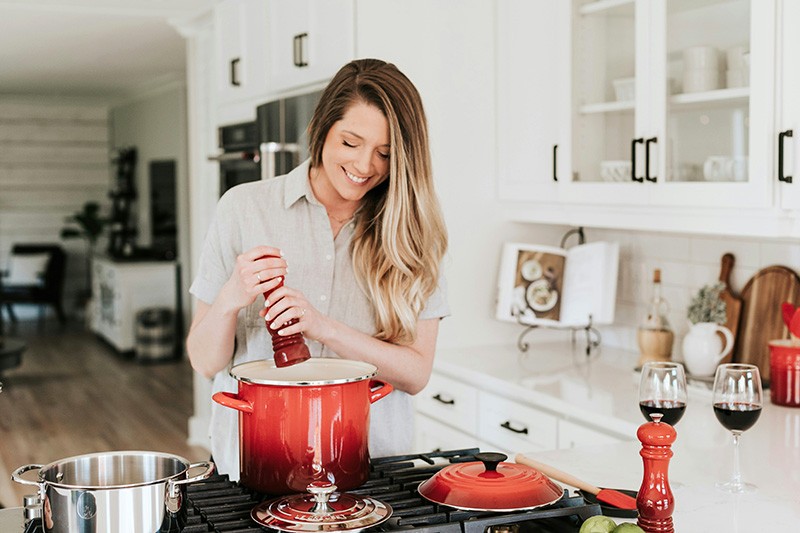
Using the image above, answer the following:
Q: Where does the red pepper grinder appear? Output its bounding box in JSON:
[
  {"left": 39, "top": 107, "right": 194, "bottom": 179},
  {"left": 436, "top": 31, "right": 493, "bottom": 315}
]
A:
[
  {"left": 261, "top": 256, "right": 311, "bottom": 367},
  {"left": 636, "top": 413, "right": 676, "bottom": 533}
]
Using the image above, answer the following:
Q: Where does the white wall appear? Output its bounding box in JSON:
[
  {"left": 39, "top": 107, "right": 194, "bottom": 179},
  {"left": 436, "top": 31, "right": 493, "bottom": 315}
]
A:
[{"left": 0, "top": 97, "right": 110, "bottom": 317}]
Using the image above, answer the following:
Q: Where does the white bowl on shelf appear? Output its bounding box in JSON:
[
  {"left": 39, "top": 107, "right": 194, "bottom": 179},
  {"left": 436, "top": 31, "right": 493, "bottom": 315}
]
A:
[
  {"left": 612, "top": 77, "right": 635, "bottom": 102},
  {"left": 600, "top": 160, "right": 632, "bottom": 182}
]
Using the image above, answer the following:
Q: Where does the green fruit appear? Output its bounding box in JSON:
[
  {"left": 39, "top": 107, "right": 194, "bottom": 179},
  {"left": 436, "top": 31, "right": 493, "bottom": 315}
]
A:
[
  {"left": 612, "top": 524, "right": 645, "bottom": 533},
  {"left": 579, "top": 515, "right": 617, "bottom": 533}
]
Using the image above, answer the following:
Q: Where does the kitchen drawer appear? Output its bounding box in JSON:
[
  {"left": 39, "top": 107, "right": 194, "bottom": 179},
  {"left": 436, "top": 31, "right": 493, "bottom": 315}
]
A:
[
  {"left": 478, "top": 391, "right": 558, "bottom": 453},
  {"left": 415, "top": 372, "right": 478, "bottom": 435},
  {"left": 413, "top": 413, "right": 478, "bottom": 454},
  {"left": 557, "top": 419, "right": 627, "bottom": 450}
]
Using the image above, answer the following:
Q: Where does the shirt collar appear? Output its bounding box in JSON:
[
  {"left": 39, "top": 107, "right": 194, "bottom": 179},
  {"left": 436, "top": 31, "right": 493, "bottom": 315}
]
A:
[{"left": 283, "top": 159, "right": 320, "bottom": 209}]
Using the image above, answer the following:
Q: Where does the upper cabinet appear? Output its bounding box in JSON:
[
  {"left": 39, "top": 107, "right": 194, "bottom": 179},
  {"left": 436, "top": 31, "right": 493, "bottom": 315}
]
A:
[
  {"left": 267, "top": 0, "right": 355, "bottom": 95},
  {"left": 498, "top": 0, "right": 799, "bottom": 236},
  {"left": 777, "top": 0, "right": 800, "bottom": 210},
  {"left": 496, "top": 0, "right": 567, "bottom": 203},
  {"left": 559, "top": 0, "right": 774, "bottom": 208},
  {"left": 214, "top": 0, "right": 269, "bottom": 106}
]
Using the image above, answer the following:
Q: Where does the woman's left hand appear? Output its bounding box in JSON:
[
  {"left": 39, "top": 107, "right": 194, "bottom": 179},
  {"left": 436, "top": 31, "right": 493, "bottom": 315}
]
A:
[{"left": 259, "top": 285, "right": 333, "bottom": 342}]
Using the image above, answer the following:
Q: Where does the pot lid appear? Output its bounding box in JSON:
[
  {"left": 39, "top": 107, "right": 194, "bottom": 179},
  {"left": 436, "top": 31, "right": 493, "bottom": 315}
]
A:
[
  {"left": 418, "top": 452, "right": 563, "bottom": 511},
  {"left": 231, "top": 358, "right": 377, "bottom": 386},
  {"left": 251, "top": 481, "right": 392, "bottom": 532}
]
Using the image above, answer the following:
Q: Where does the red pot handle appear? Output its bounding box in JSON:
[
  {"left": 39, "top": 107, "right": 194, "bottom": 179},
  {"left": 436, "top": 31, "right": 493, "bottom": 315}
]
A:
[
  {"left": 368, "top": 379, "right": 393, "bottom": 403},
  {"left": 212, "top": 391, "right": 253, "bottom": 414}
]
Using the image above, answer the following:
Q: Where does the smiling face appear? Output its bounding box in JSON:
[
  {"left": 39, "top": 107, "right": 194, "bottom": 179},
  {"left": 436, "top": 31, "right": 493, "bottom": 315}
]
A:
[{"left": 311, "top": 100, "right": 390, "bottom": 210}]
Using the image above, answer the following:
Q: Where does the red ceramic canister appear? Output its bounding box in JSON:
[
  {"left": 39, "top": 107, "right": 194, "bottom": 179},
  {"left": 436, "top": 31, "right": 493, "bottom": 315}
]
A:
[
  {"left": 768, "top": 340, "right": 800, "bottom": 407},
  {"left": 213, "top": 358, "right": 393, "bottom": 494}
]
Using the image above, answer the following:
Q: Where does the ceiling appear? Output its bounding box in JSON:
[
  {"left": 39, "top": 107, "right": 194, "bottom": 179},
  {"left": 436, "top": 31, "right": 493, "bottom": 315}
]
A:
[{"left": 0, "top": 0, "right": 217, "bottom": 100}]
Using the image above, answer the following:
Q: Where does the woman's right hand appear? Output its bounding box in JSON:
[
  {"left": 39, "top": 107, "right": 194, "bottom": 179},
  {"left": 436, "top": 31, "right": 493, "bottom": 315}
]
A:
[{"left": 219, "top": 245, "right": 288, "bottom": 313}]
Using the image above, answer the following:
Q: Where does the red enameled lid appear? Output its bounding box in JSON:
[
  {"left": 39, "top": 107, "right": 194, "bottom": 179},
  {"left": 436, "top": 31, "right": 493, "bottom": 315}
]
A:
[{"left": 418, "top": 452, "right": 563, "bottom": 511}]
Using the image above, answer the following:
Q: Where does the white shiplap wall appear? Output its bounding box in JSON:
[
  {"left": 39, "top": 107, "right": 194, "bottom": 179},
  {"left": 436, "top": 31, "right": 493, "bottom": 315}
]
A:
[{"left": 0, "top": 98, "right": 110, "bottom": 316}]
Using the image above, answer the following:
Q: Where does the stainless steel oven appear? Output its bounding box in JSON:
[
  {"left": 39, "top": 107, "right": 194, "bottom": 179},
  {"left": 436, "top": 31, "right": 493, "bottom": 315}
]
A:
[{"left": 209, "top": 121, "right": 260, "bottom": 196}]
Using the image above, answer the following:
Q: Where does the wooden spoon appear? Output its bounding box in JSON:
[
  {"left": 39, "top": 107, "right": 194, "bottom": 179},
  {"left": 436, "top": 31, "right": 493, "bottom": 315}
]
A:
[{"left": 515, "top": 453, "right": 637, "bottom": 510}]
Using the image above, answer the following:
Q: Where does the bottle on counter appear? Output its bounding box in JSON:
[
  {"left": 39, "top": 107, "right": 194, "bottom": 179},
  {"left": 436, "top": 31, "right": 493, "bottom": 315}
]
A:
[{"left": 637, "top": 269, "right": 675, "bottom": 366}]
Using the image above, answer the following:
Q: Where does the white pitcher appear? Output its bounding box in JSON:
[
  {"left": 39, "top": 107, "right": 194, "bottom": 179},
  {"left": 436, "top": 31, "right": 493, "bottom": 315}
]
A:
[{"left": 682, "top": 322, "right": 734, "bottom": 376}]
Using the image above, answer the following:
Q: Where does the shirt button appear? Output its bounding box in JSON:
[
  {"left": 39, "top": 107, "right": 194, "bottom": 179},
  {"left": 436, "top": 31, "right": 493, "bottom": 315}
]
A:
[
  {"left": 320, "top": 295, "right": 328, "bottom": 302},
  {"left": 325, "top": 254, "right": 332, "bottom": 261}
]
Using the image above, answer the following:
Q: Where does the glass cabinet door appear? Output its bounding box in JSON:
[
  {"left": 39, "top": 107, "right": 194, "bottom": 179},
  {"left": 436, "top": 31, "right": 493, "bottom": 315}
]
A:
[
  {"left": 665, "top": 0, "right": 750, "bottom": 184},
  {"left": 569, "top": 0, "right": 640, "bottom": 185}
]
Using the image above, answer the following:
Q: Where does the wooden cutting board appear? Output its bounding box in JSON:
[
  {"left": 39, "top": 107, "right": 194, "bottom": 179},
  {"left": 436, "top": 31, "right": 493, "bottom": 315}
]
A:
[
  {"left": 733, "top": 265, "right": 800, "bottom": 383},
  {"left": 718, "top": 253, "right": 742, "bottom": 364}
]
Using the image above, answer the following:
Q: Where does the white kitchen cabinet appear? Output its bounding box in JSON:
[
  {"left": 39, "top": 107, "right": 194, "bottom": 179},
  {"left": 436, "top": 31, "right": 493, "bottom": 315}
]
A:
[
  {"left": 498, "top": 0, "right": 800, "bottom": 237},
  {"left": 213, "top": 0, "right": 269, "bottom": 108},
  {"left": 478, "top": 391, "right": 559, "bottom": 455},
  {"left": 413, "top": 365, "right": 631, "bottom": 456},
  {"left": 91, "top": 257, "right": 177, "bottom": 352},
  {"left": 777, "top": 0, "right": 800, "bottom": 209},
  {"left": 558, "top": 0, "right": 775, "bottom": 209},
  {"left": 415, "top": 372, "right": 480, "bottom": 436},
  {"left": 267, "top": 0, "right": 354, "bottom": 95},
  {"left": 414, "top": 413, "right": 482, "bottom": 453},
  {"left": 495, "top": 0, "right": 566, "bottom": 202}
]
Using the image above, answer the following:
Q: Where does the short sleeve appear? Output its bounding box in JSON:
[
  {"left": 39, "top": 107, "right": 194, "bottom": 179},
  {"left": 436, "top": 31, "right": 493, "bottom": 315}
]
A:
[
  {"left": 419, "top": 271, "right": 450, "bottom": 321},
  {"left": 189, "top": 191, "right": 242, "bottom": 304}
]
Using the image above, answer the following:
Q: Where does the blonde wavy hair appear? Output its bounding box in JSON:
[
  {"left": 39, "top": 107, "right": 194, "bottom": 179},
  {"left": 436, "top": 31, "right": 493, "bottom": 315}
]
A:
[{"left": 307, "top": 59, "right": 447, "bottom": 345}]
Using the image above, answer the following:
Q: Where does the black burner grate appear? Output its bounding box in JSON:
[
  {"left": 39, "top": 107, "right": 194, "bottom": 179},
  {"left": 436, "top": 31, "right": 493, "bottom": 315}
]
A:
[{"left": 182, "top": 448, "right": 602, "bottom": 533}]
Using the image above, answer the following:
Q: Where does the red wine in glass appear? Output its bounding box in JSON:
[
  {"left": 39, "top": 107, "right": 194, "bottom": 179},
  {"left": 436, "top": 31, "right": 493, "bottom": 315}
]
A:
[
  {"left": 639, "top": 399, "right": 687, "bottom": 426},
  {"left": 713, "top": 402, "right": 762, "bottom": 432}
]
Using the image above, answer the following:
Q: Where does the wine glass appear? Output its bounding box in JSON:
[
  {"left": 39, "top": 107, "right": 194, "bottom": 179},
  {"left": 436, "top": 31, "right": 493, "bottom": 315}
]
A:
[
  {"left": 712, "top": 363, "right": 763, "bottom": 493},
  {"left": 638, "top": 362, "right": 688, "bottom": 426}
]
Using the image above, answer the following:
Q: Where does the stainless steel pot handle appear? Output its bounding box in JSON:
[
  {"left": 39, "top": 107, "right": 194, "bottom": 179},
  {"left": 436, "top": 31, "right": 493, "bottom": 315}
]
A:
[
  {"left": 166, "top": 461, "right": 216, "bottom": 513},
  {"left": 11, "top": 464, "right": 44, "bottom": 487}
]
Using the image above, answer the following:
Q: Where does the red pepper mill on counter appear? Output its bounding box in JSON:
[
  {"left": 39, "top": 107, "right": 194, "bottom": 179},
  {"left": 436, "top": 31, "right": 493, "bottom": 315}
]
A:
[
  {"left": 262, "top": 256, "right": 311, "bottom": 367},
  {"left": 637, "top": 413, "right": 676, "bottom": 533}
]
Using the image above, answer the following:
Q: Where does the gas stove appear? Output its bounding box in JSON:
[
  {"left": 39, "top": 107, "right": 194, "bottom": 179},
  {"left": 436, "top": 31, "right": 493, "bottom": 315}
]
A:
[{"left": 5, "top": 448, "right": 602, "bottom": 532}]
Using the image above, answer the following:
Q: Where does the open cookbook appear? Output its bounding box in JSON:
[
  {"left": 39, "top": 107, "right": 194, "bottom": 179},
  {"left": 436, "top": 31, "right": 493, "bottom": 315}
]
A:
[{"left": 496, "top": 241, "right": 620, "bottom": 328}]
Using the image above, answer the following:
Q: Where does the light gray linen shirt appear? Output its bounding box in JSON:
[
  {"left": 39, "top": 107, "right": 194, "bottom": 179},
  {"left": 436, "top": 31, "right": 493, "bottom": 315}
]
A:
[{"left": 190, "top": 160, "right": 449, "bottom": 479}]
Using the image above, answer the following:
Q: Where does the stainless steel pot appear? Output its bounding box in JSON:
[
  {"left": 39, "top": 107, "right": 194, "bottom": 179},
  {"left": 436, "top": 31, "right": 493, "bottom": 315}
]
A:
[{"left": 11, "top": 450, "right": 214, "bottom": 533}]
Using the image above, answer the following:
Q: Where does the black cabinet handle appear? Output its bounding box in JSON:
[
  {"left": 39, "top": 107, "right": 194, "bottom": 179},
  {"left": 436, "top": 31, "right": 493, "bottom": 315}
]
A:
[
  {"left": 631, "top": 138, "right": 644, "bottom": 182},
  {"left": 500, "top": 420, "right": 528, "bottom": 434},
  {"left": 230, "top": 58, "right": 241, "bottom": 87},
  {"left": 432, "top": 393, "right": 455, "bottom": 405},
  {"left": 779, "top": 129, "right": 793, "bottom": 184},
  {"left": 293, "top": 33, "right": 309, "bottom": 67},
  {"left": 553, "top": 144, "right": 558, "bottom": 182},
  {"left": 645, "top": 137, "right": 658, "bottom": 182}
]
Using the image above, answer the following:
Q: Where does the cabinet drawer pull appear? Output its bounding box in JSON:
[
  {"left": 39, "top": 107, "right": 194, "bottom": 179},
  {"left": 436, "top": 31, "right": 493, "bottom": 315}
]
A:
[
  {"left": 293, "top": 32, "right": 309, "bottom": 67},
  {"left": 432, "top": 393, "right": 455, "bottom": 405},
  {"left": 779, "top": 129, "right": 793, "bottom": 184},
  {"left": 500, "top": 420, "right": 529, "bottom": 434},
  {"left": 552, "top": 144, "right": 558, "bottom": 182},
  {"left": 631, "top": 138, "right": 644, "bottom": 182},
  {"left": 645, "top": 137, "right": 657, "bottom": 182},
  {"left": 230, "top": 58, "right": 241, "bottom": 87}
]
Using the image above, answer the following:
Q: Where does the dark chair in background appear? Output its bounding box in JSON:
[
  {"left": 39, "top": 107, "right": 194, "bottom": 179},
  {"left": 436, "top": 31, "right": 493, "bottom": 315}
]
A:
[{"left": 0, "top": 244, "right": 67, "bottom": 329}]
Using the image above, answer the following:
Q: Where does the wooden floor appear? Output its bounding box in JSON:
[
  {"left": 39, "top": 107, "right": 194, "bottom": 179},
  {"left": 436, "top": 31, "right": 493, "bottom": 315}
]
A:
[{"left": 0, "top": 318, "right": 209, "bottom": 508}]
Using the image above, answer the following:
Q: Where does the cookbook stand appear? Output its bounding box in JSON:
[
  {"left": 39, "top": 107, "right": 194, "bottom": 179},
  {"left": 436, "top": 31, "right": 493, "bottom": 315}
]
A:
[
  {"left": 515, "top": 313, "right": 601, "bottom": 356},
  {"left": 514, "top": 226, "right": 600, "bottom": 356}
]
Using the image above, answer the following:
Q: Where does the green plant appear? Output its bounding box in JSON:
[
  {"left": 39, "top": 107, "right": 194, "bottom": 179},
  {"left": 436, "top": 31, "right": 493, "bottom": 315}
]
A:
[
  {"left": 61, "top": 201, "right": 110, "bottom": 299},
  {"left": 687, "top": 282, "right": 727, "bottom": 325}
]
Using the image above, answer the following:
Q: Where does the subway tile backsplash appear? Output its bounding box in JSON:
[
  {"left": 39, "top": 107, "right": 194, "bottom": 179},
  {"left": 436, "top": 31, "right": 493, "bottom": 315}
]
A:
[{"left": 582, "top": 227, "right": 800, "bottom": 357}]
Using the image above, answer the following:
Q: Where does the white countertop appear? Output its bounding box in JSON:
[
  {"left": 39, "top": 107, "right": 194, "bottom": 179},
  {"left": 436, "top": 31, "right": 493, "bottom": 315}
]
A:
[{"left": 434, "top": 341, "right": 800, "bottom": 531}]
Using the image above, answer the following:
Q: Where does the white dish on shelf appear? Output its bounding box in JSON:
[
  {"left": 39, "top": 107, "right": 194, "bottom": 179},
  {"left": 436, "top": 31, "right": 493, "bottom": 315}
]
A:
[
  {"left": 612, "top": 77, "right": 635, "bottom": 102},
  {"left": 521, "top": 259, "right": 543, "bottom": 281}
]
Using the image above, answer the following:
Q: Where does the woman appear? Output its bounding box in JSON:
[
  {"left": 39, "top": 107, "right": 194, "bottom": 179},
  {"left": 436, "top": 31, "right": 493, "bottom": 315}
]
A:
[{"left": 187, "top": 58, "right": 449, "bottom": 479}]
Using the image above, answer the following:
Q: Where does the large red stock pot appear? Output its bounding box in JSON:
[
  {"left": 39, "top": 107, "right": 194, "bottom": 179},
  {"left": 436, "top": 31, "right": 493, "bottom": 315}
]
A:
[{"left": 213, "top": 358, "right": 393, "bottom": 494}]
